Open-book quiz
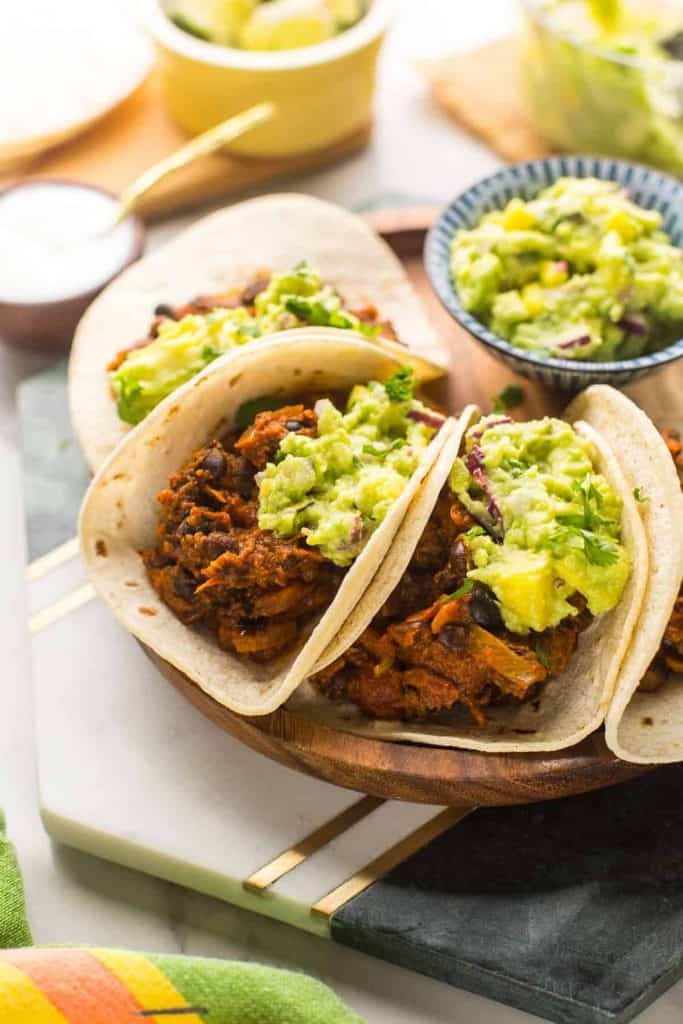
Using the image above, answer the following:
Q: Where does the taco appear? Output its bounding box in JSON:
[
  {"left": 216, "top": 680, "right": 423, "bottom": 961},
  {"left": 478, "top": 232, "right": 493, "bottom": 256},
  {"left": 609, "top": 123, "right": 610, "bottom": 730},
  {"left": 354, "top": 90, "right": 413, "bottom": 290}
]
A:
[
  {"left": 78, "top": 332, "right": 450, "bottom": 717},
  {"left": 69, "top": 194, "right": 446, "bottom": 472},
  {"left": 566, "top": 388, "right": 683, "bottom": 765},
  {"left": 292, "top": 388, "right": 652, "bottom": 752}
]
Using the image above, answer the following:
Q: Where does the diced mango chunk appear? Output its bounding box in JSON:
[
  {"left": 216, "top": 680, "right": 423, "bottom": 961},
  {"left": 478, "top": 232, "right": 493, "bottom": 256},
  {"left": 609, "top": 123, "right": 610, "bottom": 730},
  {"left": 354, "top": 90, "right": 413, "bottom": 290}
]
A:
[{"left": 503, "top": 199, "right": 537, "bottom": 231}]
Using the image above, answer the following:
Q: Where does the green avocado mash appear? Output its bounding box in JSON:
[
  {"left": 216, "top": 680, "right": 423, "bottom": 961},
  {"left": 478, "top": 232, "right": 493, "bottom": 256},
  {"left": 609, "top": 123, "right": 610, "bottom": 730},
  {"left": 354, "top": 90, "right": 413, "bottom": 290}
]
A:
[
  {"left": 450, "top": 415, "right": 631, "bottom": 634},
  {"left": 111, "top": 263, "right": 380, "bottom": 426},
  {"left": 523, "top": 0, "right": 683, "bottom": 175},
  {"left": 168, "top": 0, "right": 366, "bottom": 51},
  {"left": 450, "top": 177, "right": 683, "bottom": 362},
  {"left": 257, "top": 369, "right": 441, "bottom": 567}
]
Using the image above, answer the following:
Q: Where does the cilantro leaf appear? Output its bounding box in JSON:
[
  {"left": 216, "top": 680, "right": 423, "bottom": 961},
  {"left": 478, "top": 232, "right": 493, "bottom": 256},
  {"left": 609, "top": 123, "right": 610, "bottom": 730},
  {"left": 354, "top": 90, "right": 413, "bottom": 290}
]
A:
[
  {"left": 235, "top": 395, "right": 281, "bottom": 428},
  {"left": 492, "top": 384, "right": 524, "bottom": 413},
  {"left": 582, "top": 532, "right": 619, "bottom": 567},
  {"left": 285, "top": 296, "right": 380, "bottom": 338},
  {"left": 384, "top": 366, "right": 415, "bottom": 403},
  {"left": 535, "top": 639, "right": 549, "bottom": 668},
  {"left": 444, "top": 578, "right": 475, "bottom": 602},
  {"left": 362, "top": 439, "right": 406, "bottom": 458}
]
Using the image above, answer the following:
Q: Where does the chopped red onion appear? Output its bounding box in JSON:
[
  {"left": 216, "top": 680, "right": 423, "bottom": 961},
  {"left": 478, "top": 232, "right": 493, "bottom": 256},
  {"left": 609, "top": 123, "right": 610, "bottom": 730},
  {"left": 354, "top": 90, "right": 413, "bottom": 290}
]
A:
[
  {"left": 469, "top": 416, "right": 513, "bottom": 439},
  {"left": 466, "top": 446, "right": 501, "bottom": 522},
  {"left": 557, "top": 333, "right": 591, "bottom": 351},
  {"left": 407, "top": 408, "right": 446, "bottom": 428},
  {"left": 618, "top": 313, "right": 649, "bottom": 336}
]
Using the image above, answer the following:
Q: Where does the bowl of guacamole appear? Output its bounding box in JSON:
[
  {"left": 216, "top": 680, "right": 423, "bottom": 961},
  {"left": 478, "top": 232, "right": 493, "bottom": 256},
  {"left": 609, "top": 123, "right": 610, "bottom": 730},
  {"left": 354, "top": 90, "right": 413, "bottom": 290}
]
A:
[
  {"left": 425, "top": 155, "right": 683, "bottom": 388},
  {"left": 521, "top": 0, "right": 683, "bottom": 176},
  {"left": 146, "top": 0, "right": 393, "bottom": 156}
]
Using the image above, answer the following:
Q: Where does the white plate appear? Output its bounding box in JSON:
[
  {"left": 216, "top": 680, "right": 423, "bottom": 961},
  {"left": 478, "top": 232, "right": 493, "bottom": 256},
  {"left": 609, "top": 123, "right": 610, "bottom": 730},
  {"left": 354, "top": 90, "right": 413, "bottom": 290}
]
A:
[{"left": 0, "top": 0, "right": 153, "bottom": 170}]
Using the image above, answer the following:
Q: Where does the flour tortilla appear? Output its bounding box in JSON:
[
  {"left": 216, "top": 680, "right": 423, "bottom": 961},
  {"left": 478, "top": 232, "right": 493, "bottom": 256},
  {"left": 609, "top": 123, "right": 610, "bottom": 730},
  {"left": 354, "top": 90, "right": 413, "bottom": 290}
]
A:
[
  {"left": 79, "top": 331, "right": 450, "bottom": 718},
  {"left": 567, "top": 387, "right": 683, "bottom": 764},
  {"left": 69, "top": 193, "right": 446, "bottom": 472},
  {"left": 290, "top": 388, "right": 650, "bottom": 752}
]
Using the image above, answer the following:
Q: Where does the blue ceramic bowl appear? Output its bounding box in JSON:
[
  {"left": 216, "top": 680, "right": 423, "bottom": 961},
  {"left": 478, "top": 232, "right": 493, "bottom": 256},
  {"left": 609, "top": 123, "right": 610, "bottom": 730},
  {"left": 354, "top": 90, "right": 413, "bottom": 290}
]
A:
[{"left": 425, "top": 155, "right": 683, "bottom": 390}]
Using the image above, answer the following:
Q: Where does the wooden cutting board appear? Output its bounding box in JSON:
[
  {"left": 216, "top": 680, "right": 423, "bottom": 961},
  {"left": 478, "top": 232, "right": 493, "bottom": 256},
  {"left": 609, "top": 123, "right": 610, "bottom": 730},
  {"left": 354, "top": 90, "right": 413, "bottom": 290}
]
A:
[
  {"left": 0, "top": 68, "right": 371, "bottom": 220},
  {"left": 419, "top": 36, "right": 553, "bottom": 163}
]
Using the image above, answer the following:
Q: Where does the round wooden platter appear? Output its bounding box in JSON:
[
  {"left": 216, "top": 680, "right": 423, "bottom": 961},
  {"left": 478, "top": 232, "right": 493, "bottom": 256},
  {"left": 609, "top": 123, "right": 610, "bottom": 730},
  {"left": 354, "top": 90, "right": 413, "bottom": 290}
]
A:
[
  {"left": 146, "top": 208, "right": 675, "bottom": 808},
  {"left": 148, "top": 649, "right": 647, "bottom": 807}
]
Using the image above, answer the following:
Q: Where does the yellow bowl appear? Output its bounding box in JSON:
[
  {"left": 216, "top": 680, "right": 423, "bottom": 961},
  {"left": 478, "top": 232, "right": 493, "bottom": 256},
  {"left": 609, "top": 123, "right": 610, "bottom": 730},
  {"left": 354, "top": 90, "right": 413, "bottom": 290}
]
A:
[{"left": 145, "top": 0, "right": 395, "bottom": 157}]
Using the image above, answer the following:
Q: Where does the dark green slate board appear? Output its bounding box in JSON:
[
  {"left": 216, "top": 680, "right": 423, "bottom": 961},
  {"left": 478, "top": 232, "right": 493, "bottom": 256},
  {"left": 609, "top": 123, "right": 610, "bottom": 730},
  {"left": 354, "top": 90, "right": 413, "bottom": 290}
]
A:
[{"left": 332, "top": 767, "right": 683, "bottom": 1024}]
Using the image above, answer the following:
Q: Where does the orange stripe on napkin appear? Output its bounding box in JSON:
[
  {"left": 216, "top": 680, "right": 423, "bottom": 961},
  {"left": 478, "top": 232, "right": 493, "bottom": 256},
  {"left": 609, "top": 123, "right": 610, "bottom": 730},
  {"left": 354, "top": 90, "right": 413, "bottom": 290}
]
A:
[
  {"left": 91, "top": 950, "right": 204, "bottom": 1023},
  {"left": 0, "top": 960, "right": 69, "bottom": 1024},
  {"left": 1, "top": 949, "right": 143, "bottom": 1023}
]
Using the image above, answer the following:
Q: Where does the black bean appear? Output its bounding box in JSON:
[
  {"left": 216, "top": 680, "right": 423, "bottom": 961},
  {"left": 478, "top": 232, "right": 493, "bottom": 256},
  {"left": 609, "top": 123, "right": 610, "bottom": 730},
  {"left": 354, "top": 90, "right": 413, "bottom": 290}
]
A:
[
  {"left": 470, "top": 585, "right": 503, "bottom": 631},
  {"left": 285, "top": 419, "right": 305, "bottom": 432},
  {"left": 173, "top": 571, "right": 196, "bottom": 601},
  {"left": 200, "top": 447, "right": 226, "bottom": 479},
  {"left": 154, "top": 303, "right": 175, "bottom": 317},
  {"left": 661, "top": 30, "right": 683, "bottom": 60},
  {"left": 438, "top": 624, "right": 467, "bottom": 651},
  {"left": 205, "top": 532, "right": 238, "bottom": 559}
]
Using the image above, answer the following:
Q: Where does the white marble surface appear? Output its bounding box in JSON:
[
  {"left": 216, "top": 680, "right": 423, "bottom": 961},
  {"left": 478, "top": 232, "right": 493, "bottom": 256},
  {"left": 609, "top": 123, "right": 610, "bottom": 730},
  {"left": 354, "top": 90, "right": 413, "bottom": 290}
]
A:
[{"left": 2, "top": 2, "right": 682, "bottom": 1021}]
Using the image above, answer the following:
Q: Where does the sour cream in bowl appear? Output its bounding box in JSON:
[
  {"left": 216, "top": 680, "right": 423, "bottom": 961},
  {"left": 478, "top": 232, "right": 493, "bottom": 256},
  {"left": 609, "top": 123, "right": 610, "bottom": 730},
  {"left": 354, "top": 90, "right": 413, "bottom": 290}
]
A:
[{"left": 0, "top": 180, "right": 144, "bottom": 351}]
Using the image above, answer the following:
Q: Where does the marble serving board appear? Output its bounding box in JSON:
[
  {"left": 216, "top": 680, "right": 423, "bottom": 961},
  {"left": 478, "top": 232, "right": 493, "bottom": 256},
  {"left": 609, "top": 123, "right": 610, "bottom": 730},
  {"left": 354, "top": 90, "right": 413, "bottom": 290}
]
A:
[{"left": 20, "top": 359, "right": 683, "bottom": 1024}]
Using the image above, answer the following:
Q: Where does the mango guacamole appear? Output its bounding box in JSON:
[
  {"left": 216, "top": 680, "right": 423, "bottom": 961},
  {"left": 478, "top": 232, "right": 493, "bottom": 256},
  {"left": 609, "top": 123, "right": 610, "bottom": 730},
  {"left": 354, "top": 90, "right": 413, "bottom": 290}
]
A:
[
  {"left": 258, "top": 369, "right": 442, "bottom": 566},
  {"left": 111, "top": 263, "right": 380, "bottom": 426},
  {"left": 168, "top": 0, "right": 366, "bottom": 50},
  {"left": 450, "top": 177, "right": 683, "bottom": 362},
  {"left": 450, "top": 415, "right": 630, "bottom": 634}
]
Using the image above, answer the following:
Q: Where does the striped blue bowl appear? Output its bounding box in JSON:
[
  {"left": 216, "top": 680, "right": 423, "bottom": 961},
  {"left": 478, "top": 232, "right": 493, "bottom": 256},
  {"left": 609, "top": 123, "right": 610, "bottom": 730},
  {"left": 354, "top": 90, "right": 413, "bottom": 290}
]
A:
[{"left": 425, "top": 155, "right": 683, "bottom": 390}]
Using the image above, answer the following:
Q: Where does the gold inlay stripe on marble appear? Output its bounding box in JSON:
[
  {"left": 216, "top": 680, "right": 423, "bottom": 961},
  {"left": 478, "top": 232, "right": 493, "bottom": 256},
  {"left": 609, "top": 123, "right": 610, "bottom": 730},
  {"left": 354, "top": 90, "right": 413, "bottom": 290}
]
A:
[
  {"left": 244, "top": 795, "right": 385, "bottom": 893},
  {"left": 26, "top": 536, "right": 80, "bottom": 582},
  {"left": 311, "top": 804, "right": 476, "bottom": 919},
  {"left": 29, "top": 583, "right": 96, "bottom": 634}
]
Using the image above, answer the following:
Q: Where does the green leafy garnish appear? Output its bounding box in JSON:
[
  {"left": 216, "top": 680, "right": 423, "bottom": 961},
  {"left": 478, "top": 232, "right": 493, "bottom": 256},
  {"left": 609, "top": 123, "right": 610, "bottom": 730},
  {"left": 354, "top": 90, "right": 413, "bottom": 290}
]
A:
[
  {"left": 633, "top": 487, "right": 648, "bottom": 503},
  {"left": 444, "top": 578, "right": 475, "bottom": 602},
  {"left": 552, "top": 474, "right": 619, "bottom": 566},
  {"left": 362, "top": 439, "right": 406, "bottom": 458},
  {"left": 383, "top": 366, "right": 415, "bottom": 403},
  {"left": 285, "top": 296, "right": 379, "bottom": 338},
  {"left": 235, "top": 395, "right": 282, "bottom": 428},
  {"left": 492, "top": 384, "right": 524, "bottom": 413},
  {"left": 535, "top": 639, "right": 549, "bottom": 668}
]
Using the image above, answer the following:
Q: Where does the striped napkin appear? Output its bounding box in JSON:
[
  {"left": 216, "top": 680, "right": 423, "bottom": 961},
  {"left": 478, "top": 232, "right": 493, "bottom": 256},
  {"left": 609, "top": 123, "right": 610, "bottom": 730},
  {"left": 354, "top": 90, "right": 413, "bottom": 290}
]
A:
[{"left": 0, "top": 814, "right": 362, "bottom": 1022}]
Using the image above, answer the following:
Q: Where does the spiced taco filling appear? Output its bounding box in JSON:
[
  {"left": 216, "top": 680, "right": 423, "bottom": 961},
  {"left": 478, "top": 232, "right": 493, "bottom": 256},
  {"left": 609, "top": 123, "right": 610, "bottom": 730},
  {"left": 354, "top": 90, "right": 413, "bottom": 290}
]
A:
[
  {"left": 313, "top": 414, "right": 632, "bottom": 725},
  {"left": 109, "top": 263, "right": 400, "bottom": 426},
  {"left": 142, "top": 368, "right": 445, "bottom": 663},
  {"left": 640, "top": 428, "right": 683, "bottom": 691}
]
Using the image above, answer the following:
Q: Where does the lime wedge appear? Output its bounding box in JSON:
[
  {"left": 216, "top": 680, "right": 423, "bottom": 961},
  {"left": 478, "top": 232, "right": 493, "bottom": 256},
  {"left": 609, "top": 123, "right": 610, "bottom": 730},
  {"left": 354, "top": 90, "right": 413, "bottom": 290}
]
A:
[{"left": 239, "top": 0, "right": 335, "bottom": 50}]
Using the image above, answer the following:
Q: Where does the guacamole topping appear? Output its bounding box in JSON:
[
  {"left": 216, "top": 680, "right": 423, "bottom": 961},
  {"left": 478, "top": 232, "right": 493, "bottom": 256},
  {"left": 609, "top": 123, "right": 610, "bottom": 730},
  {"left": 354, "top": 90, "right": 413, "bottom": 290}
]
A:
[
  {"left": 523, "top": 0, "right": 683, "bottom": 175},
  {"left": 111, "top": 263, "right": 380, "bottom": 425},
  {"left": 450, "top": 177, "right": 683, "bottom": 362},
  {"left": 449, "top": 415, "right": 631, "bottom": 634},
  {"left": 257, "top": 370, "right": 442, "bottom": 566},
  {"left": 168, "top": 0, "right": 366, "bottom": 50}
]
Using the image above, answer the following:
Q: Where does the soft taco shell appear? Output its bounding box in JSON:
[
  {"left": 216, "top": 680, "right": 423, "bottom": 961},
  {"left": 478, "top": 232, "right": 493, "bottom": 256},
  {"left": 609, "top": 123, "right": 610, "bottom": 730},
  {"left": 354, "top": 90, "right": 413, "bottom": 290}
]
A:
[
  {"left": 69, "top": 193, "right": 446, "bottom": 472},
  {"left": 79, "top": 331, "right": 451, "bottom": 718},
  {"left": 567, "top": 386, "right": 683, "bottom": 764},
  {"left": 290, "top": 389, "right": 650, "bottom": 752}
]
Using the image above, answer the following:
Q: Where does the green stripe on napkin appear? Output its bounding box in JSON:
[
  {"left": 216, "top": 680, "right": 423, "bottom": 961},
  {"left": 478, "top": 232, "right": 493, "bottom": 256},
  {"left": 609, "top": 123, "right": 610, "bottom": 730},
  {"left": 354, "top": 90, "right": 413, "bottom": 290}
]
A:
[{"left": 0, "top": 809, "right": 32, "bottom": 948}]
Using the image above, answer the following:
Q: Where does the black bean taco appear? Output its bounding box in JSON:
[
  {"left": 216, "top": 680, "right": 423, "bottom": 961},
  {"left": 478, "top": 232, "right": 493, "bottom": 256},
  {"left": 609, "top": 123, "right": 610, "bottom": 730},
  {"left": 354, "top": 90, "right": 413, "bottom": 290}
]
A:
[
  {"left": 69, "top": 194, "right": 446, "bottom": 472},
  {"left": 78, "top": 332, "right": 450, "bottom": 716},
  {"left": 292, "top": 387, "right": 666, "bottom": 753}
]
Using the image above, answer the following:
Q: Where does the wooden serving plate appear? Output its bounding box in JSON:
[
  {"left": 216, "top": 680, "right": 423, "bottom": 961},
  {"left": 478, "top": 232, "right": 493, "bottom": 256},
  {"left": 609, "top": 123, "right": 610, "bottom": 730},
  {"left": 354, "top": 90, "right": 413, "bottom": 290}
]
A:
[{"left": 149, "top": 208, "right": 680, "bottom": 807}]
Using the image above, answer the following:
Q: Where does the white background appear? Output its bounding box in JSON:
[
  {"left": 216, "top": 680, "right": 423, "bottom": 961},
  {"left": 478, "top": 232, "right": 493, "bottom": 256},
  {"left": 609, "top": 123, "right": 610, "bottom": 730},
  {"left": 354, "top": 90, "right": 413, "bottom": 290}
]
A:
[{"left": 1, "top": 2, "right": 682, "bottom": 1021}]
